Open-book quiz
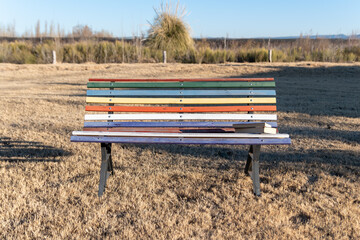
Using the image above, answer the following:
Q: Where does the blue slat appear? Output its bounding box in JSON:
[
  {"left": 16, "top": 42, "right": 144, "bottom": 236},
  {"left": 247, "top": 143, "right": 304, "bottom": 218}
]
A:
[
  {"left": 84, "top": 121, "right": 278, "bottom": 128},
  {"left": 87, "top": 89, "right": 276, "bottom": 97},
  {"left": 71, "top": 136, "right": 291, "bottom": 145}
]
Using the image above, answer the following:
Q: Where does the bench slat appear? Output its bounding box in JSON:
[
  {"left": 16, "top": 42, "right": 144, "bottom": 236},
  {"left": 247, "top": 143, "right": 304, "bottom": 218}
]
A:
[
  {"left": 87, "top": 90, "right": 276, "bottom": 97},
  {"left": 83, "top": 127, "right": 235, "bottom": 133},
  {"left": 71, "top": 136, "right": 291, "bottom": 145},
  {"left": 83, "top": 121, "right": 278, "bottom": 128},
  {"left": 73, "top": 131, "right": 288, "bottom": 138},
  {"left": 89, "top": 78, "right": 274, "bottom": 82},
  {"left": 87, "top": 81, "right": 275, "bottom": 88},
  {"left": 85, "top": 105, "right": 277, "bottom": 112},
  {"left": 84, "top": 113, "right": 277, "bottom": 121},
  {"left": 86, "top": 97, "right": 276, "bottom": 104}
]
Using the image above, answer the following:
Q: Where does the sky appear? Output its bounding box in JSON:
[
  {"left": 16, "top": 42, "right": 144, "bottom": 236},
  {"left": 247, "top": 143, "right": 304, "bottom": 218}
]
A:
[{"left": 0, "top": 0, "right": 360, "bottom": 38}]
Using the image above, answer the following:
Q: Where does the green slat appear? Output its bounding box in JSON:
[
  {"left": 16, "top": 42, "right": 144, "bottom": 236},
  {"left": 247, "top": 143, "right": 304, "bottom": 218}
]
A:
[{"left": 87, "top": 81, "right": 276, "bottom": 88}]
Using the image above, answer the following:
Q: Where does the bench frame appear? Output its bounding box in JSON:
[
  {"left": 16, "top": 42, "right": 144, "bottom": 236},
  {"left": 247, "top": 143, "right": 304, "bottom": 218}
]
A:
[
  {"left": 99, "top": 143, "right": 114, "bottom": 196},
  {"left": 97, "top": 143, "right": 262, "bottom": 196},
  {"left": 71, "top": 78, "right": 290, "bottom": 197}
]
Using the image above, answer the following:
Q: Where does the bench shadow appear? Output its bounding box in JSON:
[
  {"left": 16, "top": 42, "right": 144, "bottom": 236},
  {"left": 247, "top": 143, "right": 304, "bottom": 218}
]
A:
[
  {"left": 112, "top": 117, "right": 359, "bottom": 171},
  {"left": 224, "top": 64, "right": 360, "bottom": 118},
  {"left": 0, "top": 137, "right": 71, "bottom": 163},
  {"left": 37, "top": 89, "right": 87, "bottom": 98},
  {"left": 283, "top": 126, "right": 360, "bottom": 145},
  {"left": 38, "top": 94, "right": 87, "bottom": 97},
  {"left": 117, "top": 141, "right": 359, "bottom": 172},
  {"left": 46, "top": 82, "right": 85, "bottom": 86}
]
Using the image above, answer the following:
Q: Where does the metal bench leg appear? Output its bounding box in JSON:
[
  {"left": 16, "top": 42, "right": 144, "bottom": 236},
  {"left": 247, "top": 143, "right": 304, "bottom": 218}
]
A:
[
  {"left": 245, "top": 145, "right": 261, "bottom": 196},
  {"left": 99, "top": 143, "right": 113, "bottom": 197}
]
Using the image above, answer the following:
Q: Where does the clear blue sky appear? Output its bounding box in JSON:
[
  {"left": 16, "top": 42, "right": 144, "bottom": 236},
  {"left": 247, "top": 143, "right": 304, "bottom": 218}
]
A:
[{"left": 0, "top": 0, "right": 359, "bottom": 38}]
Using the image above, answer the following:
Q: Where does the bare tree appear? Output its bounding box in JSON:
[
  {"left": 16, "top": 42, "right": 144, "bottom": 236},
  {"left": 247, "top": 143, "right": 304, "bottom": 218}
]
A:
[
  {"left": 72, "top": 24, "right": 93, "bottom": 39},
  {"left": 1, "top": 21, "right": 17, "bottom": 37},
  {"left": 35, "top": 20, "right": 41, "bottom": 38},
  {"left": 57, "top": 23, "right": 61, "bottom": 38},
  {"left": 94, "top": 29, "right": 113, "bottom": 38},
  {"left": 49, "top": 22, "right": 55, "bottom": 37},
  {"left": 44, "top": 21, "right": 48, "bottom": 37},
  {"left": 22, "top": 28, "right": 33, "bottom": 37}
]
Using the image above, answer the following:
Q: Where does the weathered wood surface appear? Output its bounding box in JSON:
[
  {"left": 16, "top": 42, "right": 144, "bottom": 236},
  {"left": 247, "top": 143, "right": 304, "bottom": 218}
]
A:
[
  {"left": 86, "top": 97, "right": 276, "bottom": 104},
  {"left": 87, "top": 81, "right": 276, "bottom": 88},
  {"left": 86, "top": 89, "right": 276, "bottom": 97},
  {"left": 72, "top": 131, "right": 289, "bottom": 138},
  {"left": 71, "top": 136, "right": 291, "bottom": 145},
  {"left": 85, "top": 105, "right": 277, "bottom": 112},
  {"left": 84, "top": 113, "right": 277, "bottom": 121},
  {"left": 83, "top": 121, "right": 278, "bottom": 128}
]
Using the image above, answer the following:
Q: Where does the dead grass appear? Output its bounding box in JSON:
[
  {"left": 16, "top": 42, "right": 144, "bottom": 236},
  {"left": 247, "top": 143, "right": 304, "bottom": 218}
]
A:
[{"left": 0, "top": 62, "right": 359, "bottom": 239}]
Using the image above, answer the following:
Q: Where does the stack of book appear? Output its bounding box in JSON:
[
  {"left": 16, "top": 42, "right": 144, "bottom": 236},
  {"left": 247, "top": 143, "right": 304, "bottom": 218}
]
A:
[{"left": 233, "top": 123, "right": 277, "bottom": 134}]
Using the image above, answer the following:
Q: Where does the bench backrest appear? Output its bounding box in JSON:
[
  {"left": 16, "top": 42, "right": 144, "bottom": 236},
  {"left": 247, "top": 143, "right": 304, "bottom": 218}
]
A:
[{"left": 83, "top": 78, "right": 278, "bottom": 133}]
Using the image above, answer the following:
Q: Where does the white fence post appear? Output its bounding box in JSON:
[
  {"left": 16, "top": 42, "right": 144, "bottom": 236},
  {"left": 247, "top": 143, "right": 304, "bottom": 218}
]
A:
[
  {"left": 268, "top": 49, "right": 272, "bottom": 63},
  {"left": 163, "top": 51, "right": 167, "bottom": 64},
  {"left": 52, "top": 50, "right": 56, "bottom": 64}
]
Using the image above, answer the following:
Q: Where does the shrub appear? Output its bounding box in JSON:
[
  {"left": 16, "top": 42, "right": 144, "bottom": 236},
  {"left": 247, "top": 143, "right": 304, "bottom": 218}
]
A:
[
  {"left": 147, "top": 2, "right": 194, "bottom": 56},
  {"left": 4, "top": 41, "right": 36, "bottom": 64},
  {"left": 344, "top": 46, "right": 360, "bottom": 62},
  {"left": 33, "top": 42, "right": 53, "bottom": 63},
  {"left": 62, "top": 44, "right": 75, "bottom": 63},
  {"left": 272, "top": 49, "right": 286, "bottom": 62},
  {"left": 74, "top": 42, "right": 90, "bottom": 63}
]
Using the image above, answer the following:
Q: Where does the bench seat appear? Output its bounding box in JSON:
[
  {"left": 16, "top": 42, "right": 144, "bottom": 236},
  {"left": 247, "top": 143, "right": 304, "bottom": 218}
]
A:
[{"left": 70, "top": 78, "right": 291, "bottom": 197}]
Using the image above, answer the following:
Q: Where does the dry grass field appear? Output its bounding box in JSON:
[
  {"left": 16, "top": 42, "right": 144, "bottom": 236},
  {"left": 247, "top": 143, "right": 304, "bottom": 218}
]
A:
[{"left": 0, "top": 62, "right": 359, "bottom": 239}]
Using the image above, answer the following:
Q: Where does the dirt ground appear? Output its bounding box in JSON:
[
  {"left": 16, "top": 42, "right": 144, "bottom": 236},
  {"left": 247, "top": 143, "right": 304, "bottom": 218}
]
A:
[{"left": 0, "top": 62, "right": 359, "bottom": 239}]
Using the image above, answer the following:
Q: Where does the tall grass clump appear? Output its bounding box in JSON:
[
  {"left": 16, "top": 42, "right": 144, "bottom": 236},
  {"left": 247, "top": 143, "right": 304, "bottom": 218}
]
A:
[
  {"left": 235, "top": 48, "right": 268, "bottom": 62},
  {"left": 0, "top": 41, "right": 36, "bottom": 64},
  {"left": 147, "top": 1, "right": 194, "bottom": 61},
  {"left": 33, "top": 40, "right": 54, "bottom": 63},
  {"left": 1, "top": 37, "right": 360, "bottom": 64}
]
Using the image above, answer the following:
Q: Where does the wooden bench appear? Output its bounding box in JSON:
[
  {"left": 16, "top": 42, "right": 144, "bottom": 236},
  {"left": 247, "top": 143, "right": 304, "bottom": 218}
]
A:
[{"left": 70, "top": 78, "right": 291, "bottom": 196}]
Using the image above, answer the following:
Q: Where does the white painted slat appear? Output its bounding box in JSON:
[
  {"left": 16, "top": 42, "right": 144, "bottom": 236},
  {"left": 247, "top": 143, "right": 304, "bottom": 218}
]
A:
[
  {"left": 72, "top": 131, "right": 289, "bottom": 139},
  {"left": 84, "top": 114, "right": 277, "bottom": 121}
]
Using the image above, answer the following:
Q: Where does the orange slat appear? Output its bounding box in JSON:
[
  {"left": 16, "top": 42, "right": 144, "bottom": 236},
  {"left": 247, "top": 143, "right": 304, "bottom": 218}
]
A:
[{"left": 85, "top": 105, "right": 276, "bottom": 112}]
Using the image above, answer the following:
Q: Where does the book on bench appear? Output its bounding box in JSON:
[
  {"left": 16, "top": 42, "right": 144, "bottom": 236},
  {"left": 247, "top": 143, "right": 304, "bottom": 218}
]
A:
[{"left": 233, "top": 123, "right": 277, "bottom": 134}]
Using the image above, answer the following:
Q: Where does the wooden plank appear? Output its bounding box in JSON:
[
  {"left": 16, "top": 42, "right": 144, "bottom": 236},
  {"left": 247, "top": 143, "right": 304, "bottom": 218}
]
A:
[
  {"left": 84, "top": 113, "right": 277, "bottom": 121},
  {"left": 83, "top": 121, "right": 278, "bottom": 128},
  {"left": 233, "top": 123, "right": 270, "bottom": 128},
  {"left": 85, "top": 105, "right": 277, "bottom": 113},
  {"left": 72, "top": 131, "right": 289, "bottom": 138},
  {"left": 89, "top": 78, "right": 274, "bottom": 82},
  {"left": 71, "top": 136, "right": 291, "bottom": 145},
  {"left": 87, "top": 89, "right": 276, "bottom": 97},
  {"left": 83, "top": 127, "right": 234, "bottom": 133},
  {"left": 87, "top": 81, "right": 276, "bottom": 88},
  {"left": 86, "top": 97, "right": 276, "bottom": 104}
]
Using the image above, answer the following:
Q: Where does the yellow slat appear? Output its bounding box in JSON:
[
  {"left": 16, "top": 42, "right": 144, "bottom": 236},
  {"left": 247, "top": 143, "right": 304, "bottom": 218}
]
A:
[{"left": 86, "top": 97, "right": 276, "bottom": 104}]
